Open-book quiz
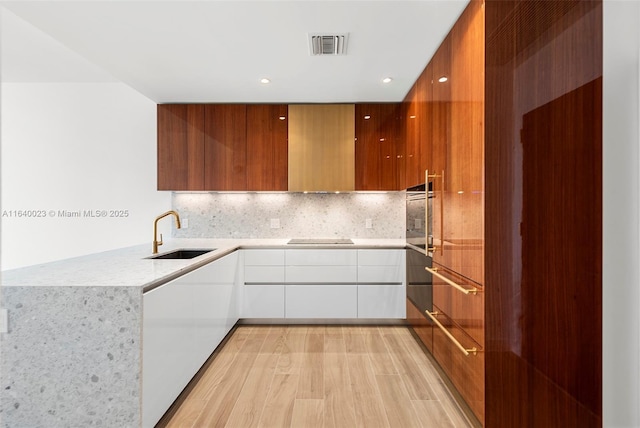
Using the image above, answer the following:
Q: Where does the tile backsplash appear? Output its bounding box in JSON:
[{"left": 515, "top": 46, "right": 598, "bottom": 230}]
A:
[{"left": 172, "top": 192, "right": 405, "bottom": 239}]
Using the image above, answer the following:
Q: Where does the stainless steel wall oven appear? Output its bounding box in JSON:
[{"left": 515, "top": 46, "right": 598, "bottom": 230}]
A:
[{"left": 406, "top": 183, "right": 433, "bottom": 312}]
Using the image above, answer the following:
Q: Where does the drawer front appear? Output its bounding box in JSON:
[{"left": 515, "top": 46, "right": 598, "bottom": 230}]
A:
[
  {"left": 285, "top": 284, "right": 358, "bottom": 318},
  {"left": 242, "top": 284, "right": 285, "bottom": 318},
  {"left": 244, "top": 249, "right": 285, "bottom": 266},
  {"left": 286, "top": 266, "right": 358, "bottom": 283},
  {"left": 431, "top": 261, "right": 484, "bottom": 346},
  {"left": 357, "top": 249, "right": 404, "bottom": 266},
  {"left": 357, "top": 284, "right": 406, "bottom": 318},
  {"left": 357, "top": 265, "right": 404, "bottom": 283},
  {"left": 430, "top": 306, "right": 484, "bottom": 424},
  {"left": 245, "top": 266, "right": 286, "bottom": 283},
  {"left": 286, "top": 249, "right": 357, "bottom": 266}
]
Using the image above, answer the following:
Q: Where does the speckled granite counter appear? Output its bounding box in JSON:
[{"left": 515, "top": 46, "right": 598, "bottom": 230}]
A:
[{"left": 0, "top": 238, "right": 405, "bottom": 427}]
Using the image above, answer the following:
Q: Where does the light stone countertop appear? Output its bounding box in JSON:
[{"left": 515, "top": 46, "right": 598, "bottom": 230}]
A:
[{"left": 1, "top": 238, "right": 407, "bottom": 291}]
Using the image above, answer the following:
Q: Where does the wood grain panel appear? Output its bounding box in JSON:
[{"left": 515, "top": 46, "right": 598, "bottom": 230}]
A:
[
  {"left": 484, "top": 0, "right": 603, "bottom": 426},
  {"left": 406, "top": 298, "right": 433, "bottom": 354},
  {"left": 355, "top": 104, "right": 383, "bottom": 190},
  {"left": 418, "top": 64, "right": 432, "bottom": 189},
  {"left": 430, "top": 33, "right": 452, "bottom": 272},
  {"left": 430, "top": 306, "right": 484, "bottom": 424},
  {"left": 431, "top": 261, "right": 484, "bottom": 346},
  {"left": 157, "top": 104, "right": 205, "bottom": 190},
  {"left": 404, "top": 85, "right": 421, "bottom": 188},
  {"left": 521, "top": 77, "right": 602, "bottom": 418},
  {"left": 288, "top": 104, "right": 355, "bottom": 191},
  {"left": 246, "top": 104, "right": 288, "bottom": 191},
  {"left": 355, "top": 103, "right": 402, "bottom": 190},
  {"left": 204, "top": 104, "right": 247, "bottom": 190}
]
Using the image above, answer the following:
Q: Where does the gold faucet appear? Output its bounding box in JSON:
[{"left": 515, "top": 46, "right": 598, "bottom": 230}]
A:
[{"left": 153, "top": 210, "right": 181, "bottom": 254}]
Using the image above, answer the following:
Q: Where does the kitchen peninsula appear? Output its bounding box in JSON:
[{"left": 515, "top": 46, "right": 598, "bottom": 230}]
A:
[{"left": 0, "top": 238, "right": 405, "bottom": 427}]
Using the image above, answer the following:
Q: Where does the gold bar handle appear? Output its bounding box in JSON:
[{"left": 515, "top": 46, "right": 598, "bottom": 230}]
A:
[
  {"left": 425, "top": 267, "right": 480, "bottom": 295},
  {"left": 425, "top": 310, "right": 478, "bottom": 356}
]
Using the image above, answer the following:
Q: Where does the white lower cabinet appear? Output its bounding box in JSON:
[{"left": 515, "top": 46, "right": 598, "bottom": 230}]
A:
[
  {"left": 240, "top": 248, "right": 406, "bottom": 320},
  {"left": 357, "top": 284, "right": 406, "bottom": 318},
  {"left": 242, "top": 284, "right": 285, "bottom": 318},
  {"left": 285, "top": 284, "right": 358, "bottom": 318},
  {"left": 143, "top": 252, "right": 239, "bottom": 428},
  {"left": 357, "top": 249, "right": 405, "bottom": 319},
  {"left": 242, "top": 249, "right": 285, "bottom": 318}
]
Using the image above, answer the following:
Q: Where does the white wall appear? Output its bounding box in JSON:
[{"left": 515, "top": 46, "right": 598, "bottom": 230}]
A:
[
  {"left": 603, "top": 1, "right": 640, "bottom": 426},
  {"left": 0, "top": 82, "right": 171, "bottom": 270}
]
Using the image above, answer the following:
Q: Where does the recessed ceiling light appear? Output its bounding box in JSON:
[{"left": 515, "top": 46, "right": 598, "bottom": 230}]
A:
[
  {"left": 438, "top": 76, "right": 448, "bottom": 83},
  {"left": 278, "top": 116, "right": 286, "bottom": 120},
  {"left": 364, "top": 115, "right": 371, "bottom": 120},
  {"left": 260, "top": 78, "right": 271, "bottom": 84},
  {"left": 382, "top": 77, "right": 392, "bottom": 83},
  {"left": 409, "top": 115, "right": 416, "bottom": 119}
]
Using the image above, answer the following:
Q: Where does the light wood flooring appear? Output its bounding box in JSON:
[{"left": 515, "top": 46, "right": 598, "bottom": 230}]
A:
[{"left": 159, "top": 325, "right": 473, "bottom": 428}]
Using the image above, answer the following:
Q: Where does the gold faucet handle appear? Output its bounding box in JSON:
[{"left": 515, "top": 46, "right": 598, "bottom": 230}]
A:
[{"left": 158, "top": 233, "right": 163, "bottom": 246}]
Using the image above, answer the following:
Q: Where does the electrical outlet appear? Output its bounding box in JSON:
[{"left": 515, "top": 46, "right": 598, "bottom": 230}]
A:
[
  {"left": 365, "top": 218, "right": 373, "bottom": 229},
  {"left": 181, "top": 218, "right": 189, "bottom": 229},
  {"left": 414, "top": 218, "right": 422, "bottom": 229},
  {"left": 270, "top": 218, "right": 280, "bottom": 229}
]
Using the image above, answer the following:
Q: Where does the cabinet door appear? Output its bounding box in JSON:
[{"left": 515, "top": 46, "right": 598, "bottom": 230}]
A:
[
  {"left": 204, "top": 104, "right": 247, "bottom": 190},
  {"left": 404, "top": 85, "right": 421, "bottom": 188},
  {"left": 355, "top": 103, "right": 383, "bottom": 190},
  {"left": 285, "top": 284, "right": 358, "bottom": 318},
  {"left": 450, "top": 2, "right": 484, "bottom": 285},
  {"left": 429, "top": 34, "right": 454, "bottom": 272},
  {"left": 157, "top": 104, "right": 205, "bottom": 190},
  {"left": 357, "top": 284, "right": 406, "bottom": 318},
  {"left": 246, "top": 105, "right": 288, "bottom": 191},
  {"left": 242, "top": 284, "right": 285, "bottom": 318},
  {"left": 143, "top": 275, "right": 194, "bottom": 428}
]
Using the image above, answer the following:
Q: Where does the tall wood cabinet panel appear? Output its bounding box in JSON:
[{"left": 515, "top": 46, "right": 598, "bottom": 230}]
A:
[
  {"left": 407, "top": 1, "right": 485, "bottom": 425},
  {"left": 484, "top": 0, "right": 602, "bottom": 427},
  {"left": 157, "top": 104, "right": 205, "bottom": 191},
  {"left": 246, "top": 104, "right": 288, "bottom": 191},
  {"left": 204, "top": 104, "right": 247, "bottom": 190}
]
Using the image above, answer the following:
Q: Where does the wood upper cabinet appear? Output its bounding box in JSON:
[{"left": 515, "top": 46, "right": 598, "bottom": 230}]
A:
[
  {"left": 204, "top": 104, "right": 247, "bottom": 190},
  {"left": 404, "top": 85, "right": 421, "bottom": 188},
  {"left": 288, "top": 104, "right": 355, "bottom": 192},
  {"left": 246, "top": 105, "right": 288, "bottom": 191},
  {"left": 355, "top": 103, "right": 402, "bottom": 190},
  {"left": 403, "top": 65, "right": 434, "bottom": 190},
  {"left": 157, "top": 104, "right": 205, "bottom": 191}
]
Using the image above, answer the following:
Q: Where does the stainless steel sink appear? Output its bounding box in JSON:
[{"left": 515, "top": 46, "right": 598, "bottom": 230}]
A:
[{"left": 148, "top": 249, "right": 215, "bottom": 259}]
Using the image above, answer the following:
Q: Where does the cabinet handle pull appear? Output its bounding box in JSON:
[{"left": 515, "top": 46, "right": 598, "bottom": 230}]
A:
[
  {"left": 425, "top": 170, "right": 444, "bottom": 256},
  {"left": 425, "top": 310, "right": 478, "bottom": 356},
  {"left": 439, "top": 170, "right": 444, "bottom": 256},
  {"left": 425, "top": 267, "right": 480, "bottom": 295}
]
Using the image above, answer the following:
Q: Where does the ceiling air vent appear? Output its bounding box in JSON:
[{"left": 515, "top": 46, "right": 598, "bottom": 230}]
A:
[{"left": 309, "top": 34, "right": 348, "bottom": 55}]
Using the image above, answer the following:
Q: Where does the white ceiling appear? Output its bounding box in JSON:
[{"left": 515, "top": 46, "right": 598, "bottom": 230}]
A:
[{"left": 0, "top": 1, "right": 469, "bottom": 103}]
